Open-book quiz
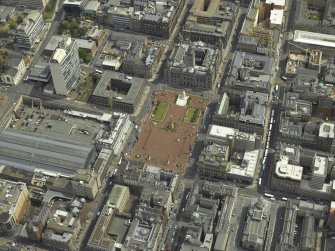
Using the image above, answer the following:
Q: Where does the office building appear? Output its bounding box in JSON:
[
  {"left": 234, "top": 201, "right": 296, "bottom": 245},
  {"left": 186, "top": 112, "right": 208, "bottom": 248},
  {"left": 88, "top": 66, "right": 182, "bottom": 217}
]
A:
[
  {"left": 26, "top": 204, "right": 50, "bottom": 241},
  {"left": 241, "top": 197, "right": 270, "bottom": 251},
  {"left": 76, "top": 38, "right": 97, "bottom": 57},
  {"left": 28, "top": 61, "right": 51, "bottom": 83},
  {"left": 63, "top": 0, "right": 89, "bottom": 17},
  {"left": 277, "top": 200, "right": 297, "bottom": 250},
  {"left": 109, "top": 185, "right": 130, "bottom": 213},
  {"left": 14, "top": 10, "right": 44, "bottom": 49},
  {"left": 130, "top": 0, "right": 186, "bottom": 38},
  {"left": 284, "top": 92, "right": 312, "bottom": 121},
  {"left": 42, "top": 209, "right": 81, "bottom": 250},
  {"left": 206, "top": 124, "right": 260, "bottom": 150},
  {"left": 293, "top": 0, "right": 335, "bottom": 35},
  {"left": 83, "top": 0, "right": 100, "bottom": 18},
  {"left": 228, "top": 150, "right": 259, "bottom": 183},
  {"left": 122, "top": 43, "right": 164, "bottom": 79},
  {"left": 0, "top": 0, "right": 49, "bottom": 10},
  {"left": 311, "top": 155, "right": 328, "bottom": 190},
  {"left": 0, "top": 179, "right": 29, "bottom": 234},
  {"left": 301, "top": 216, "right": 315, "bottom": 251},
  {"left": 92, "top": 71, "right": 145, "bottom": 113},
  {"left": 71, "top": 170, "right": 100, "bottom": 200},
  {"left": 49, "top": 36, "right": 81, "bottom": 96},
  {"left": 212, "top": 92, "right": 268, "bottom": 135},
  {"left": 224, "top": 51, "right": 273, "bottom": 94},
  {"left": 182, "top": 0, "right": 238, "bottom": 47},
  {"left": 198, "top": 144, "right": 230, "bottom": 180},
  {"left": 164, "top": 41, "right": 221, "bottom": 90},
  {"left": 106, "top": 6, "right": 134, "bottom": 30}
]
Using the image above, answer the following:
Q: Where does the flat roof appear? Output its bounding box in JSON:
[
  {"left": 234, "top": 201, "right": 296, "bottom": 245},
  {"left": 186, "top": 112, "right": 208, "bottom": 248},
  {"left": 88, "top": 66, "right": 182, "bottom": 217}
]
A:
[
  {"left": 294, "top": 30, "right": 335, "bottom": 48},
  {"left": 313, "top": 155, "right": 327, "bottom": 176},
  {"left": 275, "top": 156, "right": 303, "bottom": 181},
  {"left": 319, "top": 122, "right": 335, "bottom": 138},
  {"left": 75, "top": 38, "right": 96, "bottom": 50},
  {"left": 265, "top": 0, "right": 285, "bottom": 6},
  {"left": 92, "top": 71, "right": 145, "bottom": 105},
  {"left": 208, "top": 124, "right": 237, "bottom": 138},
  {"left": 228, "top": 150, "right": 259, "bottom": 178},
  {"left": 84, "top": 1, "right": 100, "bottom": 11},
  {"left": 109, "top": 185, "right": 128, "bottom": 209},
  {"left": 270, "top": 9, "right": 284, "bottom": 25},
  {"left": 45, "top": 36, "right": 64, "bottom": 53}
]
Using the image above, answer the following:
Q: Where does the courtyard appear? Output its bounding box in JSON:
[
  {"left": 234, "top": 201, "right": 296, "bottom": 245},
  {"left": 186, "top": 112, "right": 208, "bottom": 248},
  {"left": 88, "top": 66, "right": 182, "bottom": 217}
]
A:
[{"left": 131, "top": 90, "right": 208, "bottom": 174}]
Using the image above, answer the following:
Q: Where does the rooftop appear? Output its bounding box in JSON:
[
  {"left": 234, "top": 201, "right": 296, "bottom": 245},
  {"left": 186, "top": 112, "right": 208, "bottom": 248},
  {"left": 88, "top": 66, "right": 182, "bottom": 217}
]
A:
[
  {"left": 0, "top": 6, "right": 14, "bottom": 23},
  {"left": 92, "top": 71, "right": 145, "bottom": 105},
  {"left": 84, "top": 0, "right": 100, "bottom": 11},
  {"left": 239, "top": 91, "right": 268, "bottom": 126},
  {"left": 270, "top": 9, "right": 284, "bottom": 25},
  {"left": 265, "top": 0, "right": 286, "bottom": 6},
  {"left": 208, "top": 124, "right": 237, "bottom": 138},
  {"left": 75, "top": 38, "right": 96, "bottom": 50},
  {"left": 228, "top": 150, "right": 259, "bottom": 178},
  {"left": 167, "top": 41, "right": 220, "bottom": 74},
  {"left": 44, "top": 35, "right": 65, "bottom": 54},
  {"left": 313, "top": 155, "right": 327, "bottom": 176},
  {"left": 275, "top": 156, "right": 303, "bottom": 181},
  {"left": 319, "top": 122, "right": 335, "bottom": 138},
  {"left": 294, "top": 30, "right": 335, "bottom": 48},
  {"left": 0, "top": 179, "right": 27, "bottom": 222},
  {"left": 109, "top": 185, "right": 129, "bottom": 209},
  {"left": 0, "top": 129, "right": 95, "bottom": 176}
]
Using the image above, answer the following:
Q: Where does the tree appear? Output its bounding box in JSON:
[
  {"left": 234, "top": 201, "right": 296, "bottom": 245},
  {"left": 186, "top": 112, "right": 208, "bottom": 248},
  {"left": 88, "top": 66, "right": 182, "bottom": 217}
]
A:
[
  {"left": 16, "top": 15, "right": 23, "bottom": 24},
  {"left": 9, "top": 20, "right": 17, "bottom": 30},
  {"left": 78, "top": 48, "right": 92, "bottom": 64},
  {"left": 0, "top": 50, "right": 8, "bottom": 56}
]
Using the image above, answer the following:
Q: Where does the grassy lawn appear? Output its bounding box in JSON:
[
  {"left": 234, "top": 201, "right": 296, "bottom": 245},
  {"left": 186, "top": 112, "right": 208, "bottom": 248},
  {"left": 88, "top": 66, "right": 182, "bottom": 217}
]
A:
[
  {"left": 184, "top": 108, "right": 201, "bottom": 124},
  {"left": 151, "top": 101, "right": 169, "bottom": 122},
  {"left": 43, "top": 0, "right": 57, "bottom": 19}
]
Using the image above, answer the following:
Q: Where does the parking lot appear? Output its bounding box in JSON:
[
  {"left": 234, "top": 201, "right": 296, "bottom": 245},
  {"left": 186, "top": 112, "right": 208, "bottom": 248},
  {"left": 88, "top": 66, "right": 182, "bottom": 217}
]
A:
[{"left": 11, "top": 105, "right": 105, "bottom": 142}]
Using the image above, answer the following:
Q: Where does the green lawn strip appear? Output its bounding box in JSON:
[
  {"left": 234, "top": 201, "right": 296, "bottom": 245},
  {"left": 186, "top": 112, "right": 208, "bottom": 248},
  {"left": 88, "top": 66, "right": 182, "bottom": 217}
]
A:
[
  {"left": 151, "top": 101, "right": 169, "bottom": 122},
  {"left": 184, "top": 108, "right": 201, "bottom": 124},
  {"left": 43, "top": 0, "right": 57, "bottom": 19}
]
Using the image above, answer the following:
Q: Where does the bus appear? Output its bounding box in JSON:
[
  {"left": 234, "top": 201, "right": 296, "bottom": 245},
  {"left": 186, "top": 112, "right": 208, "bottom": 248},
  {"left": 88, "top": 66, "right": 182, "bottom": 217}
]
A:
[
  {"left": 95, "top": 69, "right": 103, "bottom": 74},
  {"left": 282, "top": 197, "right": 288, "bottom": 201},
  {"left": 281, "top": 75, "right": 288, "bottom": 81},
  {"left": 269, "top": 124, "right": 273, "bottom": 131},
  {"left": 270, "top": 117, "right": 274, "bottom": 124},
  {"left": 271, "top": 110, "right": 274, "bottom": 117},
  {"left": 258, "top": 178, "right": 262, "bottom": 186},
  {"left": 264, "top": 193, "right": 274, "bottom": 198}
]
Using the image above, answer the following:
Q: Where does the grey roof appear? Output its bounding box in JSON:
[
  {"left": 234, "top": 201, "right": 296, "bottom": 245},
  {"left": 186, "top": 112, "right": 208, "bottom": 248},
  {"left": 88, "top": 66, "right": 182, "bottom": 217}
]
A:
[
  {"left": 0, "top": 129, "right": 95, "bottom": 175},
  {"left": 6, "top": 56, "right": 22, "bottom": 69},
  {"left": 231, "top": 51, "right": 274, "bottom": 76},
  {"left": 75, "top": 38, "right": 95, "bottom": 50},
  {"left": 44, "top": 35, "right": 64, "bottom": 53},
  {"left": 92, "top": 71, "right": 145, "bottom": 105},
  {"left": 0, "top": 6, "right": 14, "bottom": 23},
  {"left": 301, "top": 216, "right": 315, "bottom": 249}
]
